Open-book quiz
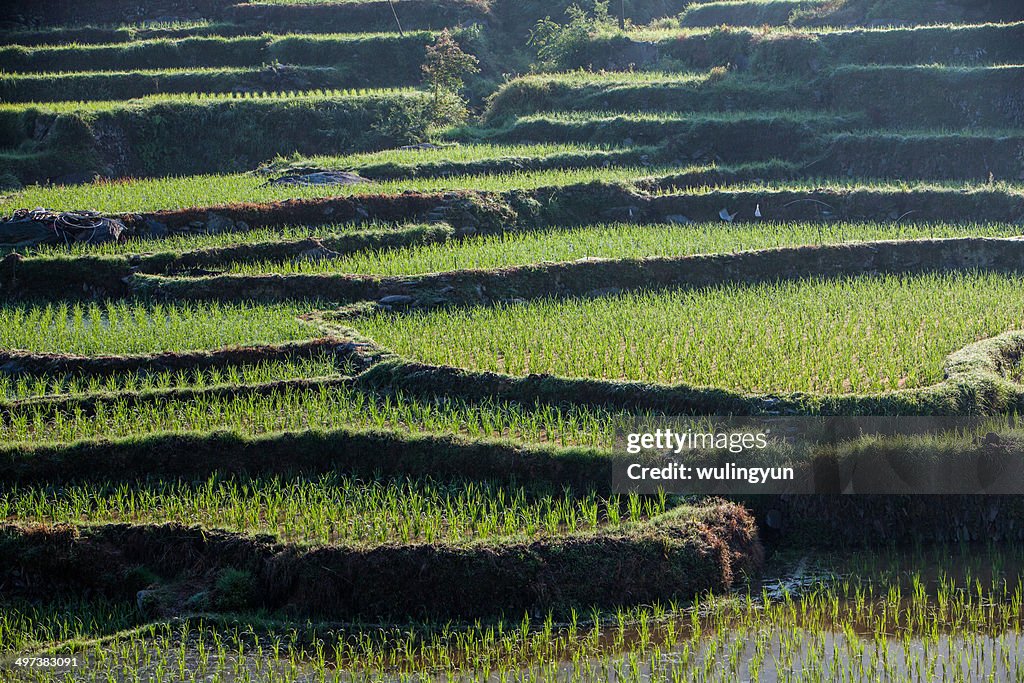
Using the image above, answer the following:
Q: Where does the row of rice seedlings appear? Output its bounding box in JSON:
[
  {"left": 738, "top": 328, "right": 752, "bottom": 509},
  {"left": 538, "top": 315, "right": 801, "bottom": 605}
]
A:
[
  {"left": 262, "top": 142, "right": 626, "bottom": 169},
  {"left": 26, "top": 220, "right": 1016, "bottom": 263},
  {"left": 0, "top": 87, "right": 421, "bottom": 113},
  {"left": 5, "top": 164, "right": 1013, "bottom": 216},
  {"left": 0, "top": 598, "right": 139, "bottom": 655},
  {"left": 356, "top": 270, "right": 1024, "bottom": 394},
  {"left": 225, "top": 221, "right": 1023, "bottom": 277},
  {"left": 649, "top": 177, "right": 1024, "bottom": 196},
  {"left": 0, "top": 166, "right": 668, "bottom": 215},
  {"left": 6, "top": 549, "right": 1022, "bottom": 680},
  {"left": 505, "top": 69, "right": 720, "bottom": 86},
  {"left": 507, "top": 109, "right": 849, "bottom": 125},
  {"left": 21, "top": 224, "right": 371, "bottom": 257},
  {"left": 0, "top": 476, "right": 667, "bottom": 545},
  {"left": 0, "top": 385, "right": 617, "bottom": 447},
  {"left": 1, "top": 31, "right": 428, "bottom": 58},
  {"left": 0, "top": 355, "right": 346, "bottom": 401},
  {"left": 0, "top": 301, "right": 316, "bottom": 355}
]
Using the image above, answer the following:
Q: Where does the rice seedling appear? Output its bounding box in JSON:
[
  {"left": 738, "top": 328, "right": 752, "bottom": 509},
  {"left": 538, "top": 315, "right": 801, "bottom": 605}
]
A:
[
  {"left": 0, "top": 166, "right": 670, "bottom": 214},
  {"left": 3, "top": 168, "right": 1013, "bottom": 216},
  {"left": 21, "top": 224, "right": 385, "bottom": 257},
  {"left": 0, "top": 384, "right": 618, "bottom": 447},
  {"left": 0, "top": 475, "right": 665, "bottom": 546},
  {"left": 0, "top": 87, "right": 422, "bottom": 114},
  {"left": 0, "top": 355, "right": 345, "bottom": 400},
  {"left": 356, "top": 271, "right": 1024, "bottom": 394},
  {"left": 4, "top": 546, "right": 1022, "bottom": 682},
  {"left": 0, "top": 302, "right": 316, "bottom": 355},
  {"left": 224, "top": 221, "right": 1024, "bottom": 277}
]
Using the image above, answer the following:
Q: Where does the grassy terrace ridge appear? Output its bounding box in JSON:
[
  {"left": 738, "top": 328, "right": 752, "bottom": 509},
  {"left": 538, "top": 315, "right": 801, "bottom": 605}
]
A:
[
  {"left": 0, "top": 87, "right": 422, "bottom": 112},
  {"left": 0, "top": 22, "right": 258, "bottom": 47},
  {"left": 0, "top": 501, "right": 758, "bottom": 620},
  {"left": 3, "top": 0, "right": 1024, "bottom": 675},
  {"left": 480, "top": 110, "right": 864, "bottom": 150},
  {"left": 3, "top": 176, "right": 1021, "bottom": 224},
  {"left": 1, "top": 0, "right": 492, "bottom": 32},
  {"left": 568, "top": 22, "right": 1024, "bottom": 72},
  {"left": 483, "top": 66, "right": 1024, "bottom": 129},
  {"left": 0, "top": 66, "right": 399, "bottom": 103},
  {"left": 0, "top": 168, "right": 669, "bottom": 214},
  {"left": 0, "top": 89, "right": 433, "bottom": 181},
  {"left": 678, "top": 0, "right": 830, "bottom": 27},
  {"left": 0, "top": 31, "right": 435, "bottom": 74}
]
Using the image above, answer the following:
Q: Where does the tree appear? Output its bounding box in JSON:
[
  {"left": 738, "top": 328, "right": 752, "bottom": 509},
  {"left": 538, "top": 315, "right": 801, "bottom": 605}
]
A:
[{"left": 422, "top": 30, "right": 480, "bottom": 124}]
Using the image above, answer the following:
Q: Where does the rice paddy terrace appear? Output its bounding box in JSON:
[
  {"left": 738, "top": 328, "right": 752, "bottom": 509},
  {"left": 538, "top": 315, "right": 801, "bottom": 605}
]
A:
[{"left": 1, "top": 0, "right": 1024, "bottom": 680}]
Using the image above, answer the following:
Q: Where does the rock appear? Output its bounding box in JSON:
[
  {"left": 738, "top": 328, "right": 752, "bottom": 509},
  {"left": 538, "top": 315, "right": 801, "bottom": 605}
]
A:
[
  {"left": 204, "top": 213, "right": 235, "bottom": 234},
  {"left": 183, "top": 591, "right": 210, "bottom": 611},
  {"left": 378, "top": 295, "right": 415, "bottom": 306},
  {"left": 136, "top": 589, "right": 160, "bottom": 616},
  {"left": 143, "top": 219, "right": 169, "bottom": 238}
]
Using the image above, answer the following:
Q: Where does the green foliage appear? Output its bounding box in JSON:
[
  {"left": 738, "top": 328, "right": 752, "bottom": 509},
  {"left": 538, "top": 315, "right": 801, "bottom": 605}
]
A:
[
  {"left": 528, "top": 2, "right": 616, "bottom": 71},
  {"left": 213, "top": 569, "right": 257, "bottom": 612},
  {"left": 422, "top": 29, "right": 480, "bottom": 125}
]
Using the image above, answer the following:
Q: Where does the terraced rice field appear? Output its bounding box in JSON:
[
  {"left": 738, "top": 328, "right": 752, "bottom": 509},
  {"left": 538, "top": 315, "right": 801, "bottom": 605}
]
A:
[{"left": 1, "top": 0, "right": 1023, "bottom": 679}]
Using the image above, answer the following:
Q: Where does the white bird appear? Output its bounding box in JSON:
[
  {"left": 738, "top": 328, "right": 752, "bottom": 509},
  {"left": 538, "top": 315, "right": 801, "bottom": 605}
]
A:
[
  {"left": 719, "top": 208, "right": 737, "bottom": 223},
  {"left": 755, "top": 204, "right": 762, "bottom": 218}
]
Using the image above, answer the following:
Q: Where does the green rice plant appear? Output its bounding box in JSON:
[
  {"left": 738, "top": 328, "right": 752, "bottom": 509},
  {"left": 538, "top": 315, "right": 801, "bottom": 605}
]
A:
[
  {"left": 0, "top": 65, "right": 410, "bottom": 103},
  {"left": 355, "top": 271, "right": 1024, "bottom": 394},
  {"left": 0, "top": 166, "right": 669, "bottom": 214},
  {"left": 0, "top": 87, "right": 421, "bottom": 114},
  {"left": 257, "top": 142, "right": 649, "bottom": 180},
  {"left": 0, "top": 385, "right": 618, "bottom": 447},
  {"left": 0, "top": 475, "right": 662, "bottom": 546},
  {"left": 0, "top": 355, "right": 345, "bottom": 400},
  {"left": 0, "top": 32, "right": 433, "bottom": 74},
  {"left": 0, "top": 302, "right": 316, "bottom": 355},
  {"left": 21, "top": 224, "right": 381, "bottom": 257},
  {"left": 224, "top": 221, "right": 1024, "bottom": 277},
  {"left": 3, "top": 545, "right": 1022, "bottom": 681}
]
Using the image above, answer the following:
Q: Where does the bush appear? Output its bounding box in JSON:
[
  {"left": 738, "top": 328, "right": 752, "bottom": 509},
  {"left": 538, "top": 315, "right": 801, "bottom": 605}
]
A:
[
  {"left": 527, "top": 1, "right": 616, "bottom": 71},
  {"left": 212, "top": 568, "right": 257, "bottom": 612}
]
